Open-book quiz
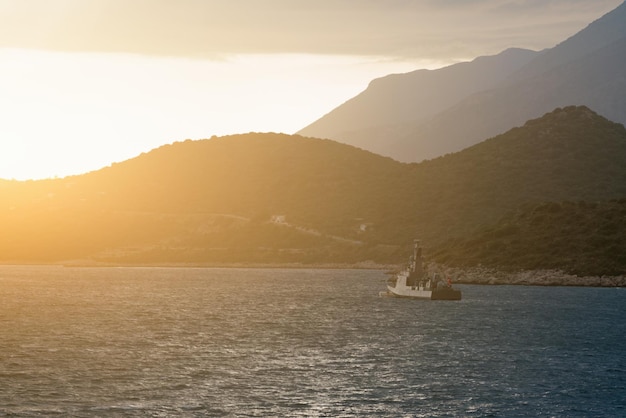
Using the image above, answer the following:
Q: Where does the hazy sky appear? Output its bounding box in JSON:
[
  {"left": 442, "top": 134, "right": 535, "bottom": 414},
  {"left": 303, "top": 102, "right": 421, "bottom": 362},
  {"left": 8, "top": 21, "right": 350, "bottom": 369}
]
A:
[{"left": 0, "top": 0, "right": 623, "bottom": 179}]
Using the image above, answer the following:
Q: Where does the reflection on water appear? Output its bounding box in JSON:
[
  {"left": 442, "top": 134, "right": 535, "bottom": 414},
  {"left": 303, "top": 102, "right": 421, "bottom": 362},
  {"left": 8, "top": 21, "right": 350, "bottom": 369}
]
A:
[{"left": 1, "top": 266, "right": 625, "bottom": 416}]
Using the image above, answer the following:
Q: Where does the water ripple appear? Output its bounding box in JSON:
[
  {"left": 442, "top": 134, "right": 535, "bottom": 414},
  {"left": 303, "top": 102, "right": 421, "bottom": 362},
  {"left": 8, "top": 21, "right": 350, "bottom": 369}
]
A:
[{"left": 1, "top": 266, "right": 625, "bottom": 416}]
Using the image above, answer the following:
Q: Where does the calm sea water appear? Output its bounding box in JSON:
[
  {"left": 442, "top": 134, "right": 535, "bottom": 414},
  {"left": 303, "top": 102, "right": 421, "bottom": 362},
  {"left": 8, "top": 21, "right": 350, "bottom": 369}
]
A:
[{"left": 1, "top": 266, "right": 624, "bottom": 417}]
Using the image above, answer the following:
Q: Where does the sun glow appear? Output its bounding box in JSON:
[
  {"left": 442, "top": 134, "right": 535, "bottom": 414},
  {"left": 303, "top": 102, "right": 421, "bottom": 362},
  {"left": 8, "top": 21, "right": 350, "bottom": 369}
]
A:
[{"left": 0, "top": 49, "right": 444, "bottom": 180}]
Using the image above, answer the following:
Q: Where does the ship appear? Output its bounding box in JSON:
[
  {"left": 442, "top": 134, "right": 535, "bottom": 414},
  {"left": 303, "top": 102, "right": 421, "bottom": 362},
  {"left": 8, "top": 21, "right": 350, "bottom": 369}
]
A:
[{"left": 381, "top": 239, "right": 461, "bottom": 300}]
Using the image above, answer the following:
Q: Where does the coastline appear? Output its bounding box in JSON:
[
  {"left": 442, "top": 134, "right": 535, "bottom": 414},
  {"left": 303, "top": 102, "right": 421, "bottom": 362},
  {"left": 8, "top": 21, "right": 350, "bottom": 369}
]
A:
[
  {"left": 432, "top": 264, "right": 626, "bottom": 288},
  {"left": 2, "top": 261, "right": 624, "bottom": 287},
  {"left": 56, "top": 260, "right": 399, "bottom": 271}
]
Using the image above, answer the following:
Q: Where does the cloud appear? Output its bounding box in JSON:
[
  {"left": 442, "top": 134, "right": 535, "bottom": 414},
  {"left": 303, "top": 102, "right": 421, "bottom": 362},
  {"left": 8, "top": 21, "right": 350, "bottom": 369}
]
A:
[{"left": 0, "top": 0, "right": 622, "bottom": 60}]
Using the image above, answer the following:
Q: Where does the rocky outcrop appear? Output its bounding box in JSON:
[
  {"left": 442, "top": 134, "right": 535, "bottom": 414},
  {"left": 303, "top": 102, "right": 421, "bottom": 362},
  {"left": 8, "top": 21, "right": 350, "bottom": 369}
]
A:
[{"left": 430, "top": 263, "right": 626, "bottom": 287}]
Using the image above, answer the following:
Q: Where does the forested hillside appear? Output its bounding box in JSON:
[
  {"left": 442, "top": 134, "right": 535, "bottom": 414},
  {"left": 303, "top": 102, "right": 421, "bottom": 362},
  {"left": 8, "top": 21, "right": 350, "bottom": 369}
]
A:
[
  {"left": 1, "top": 106, "right": 625, "bottom": 273},
  {"left": 430, "top": 199, "right": 626, "bottom": 276},
  {"left": 408, "top": 106, "right": 626, "bottom": 243},
  {"left": 0, "top": 135, "right": 415, "bottom": 264}
]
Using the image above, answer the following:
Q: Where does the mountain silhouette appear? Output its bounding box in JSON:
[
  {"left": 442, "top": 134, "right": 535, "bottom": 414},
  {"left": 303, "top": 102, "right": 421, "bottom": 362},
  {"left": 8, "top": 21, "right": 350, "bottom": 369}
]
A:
[
  {"left": 297, "top": 48, "right": 538, "bottom": 158},
  {"left": 297, "top": 2, "right": 626, "bottom": 163},
  {"left": 1, "top": 106, "right": 625, "bottom": 273}
]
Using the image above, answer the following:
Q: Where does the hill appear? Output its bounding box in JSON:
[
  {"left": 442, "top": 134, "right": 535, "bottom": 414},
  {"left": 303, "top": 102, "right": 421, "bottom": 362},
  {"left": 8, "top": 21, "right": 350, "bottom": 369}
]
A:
[
  {"left": 430, "top": 199, "right": 626, "bottom": 276},
  {"left": 0, "top": 135, "right": 416, "bottom": 264},
  {"left": 1, "top": 106, "right": 625, "bottom": 273},
  {"left": 297, "top": 2, "right": 626, "bottom": 163},
  {"left": 408, "top": 106, "right": 626, "bottom": 243}
]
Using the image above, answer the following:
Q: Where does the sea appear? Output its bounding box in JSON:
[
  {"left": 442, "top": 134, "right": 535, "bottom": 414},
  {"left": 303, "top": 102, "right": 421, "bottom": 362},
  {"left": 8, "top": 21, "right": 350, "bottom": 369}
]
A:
[{"left": 1, "top": 265, "right": 624, "bottom": 417}]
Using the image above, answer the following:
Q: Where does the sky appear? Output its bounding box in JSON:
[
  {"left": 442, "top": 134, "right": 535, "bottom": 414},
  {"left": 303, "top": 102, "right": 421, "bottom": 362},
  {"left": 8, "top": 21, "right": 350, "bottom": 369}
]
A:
[{"left": 0, "top": 0, "right": 623, "bottom": 180}]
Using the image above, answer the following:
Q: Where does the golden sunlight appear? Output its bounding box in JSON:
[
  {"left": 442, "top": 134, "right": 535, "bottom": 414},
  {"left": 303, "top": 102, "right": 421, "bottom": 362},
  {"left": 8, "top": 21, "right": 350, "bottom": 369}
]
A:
[{"left": 0, "top": 49, "right": 438, "bottom": 180}]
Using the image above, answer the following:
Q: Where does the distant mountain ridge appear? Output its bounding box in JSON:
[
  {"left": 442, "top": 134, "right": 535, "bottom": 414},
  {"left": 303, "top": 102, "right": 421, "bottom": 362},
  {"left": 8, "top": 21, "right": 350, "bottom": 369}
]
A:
[
  {"left": 297, "top": 48, "right": 538, "bottom": 158},
  {"left": 297, "top": 2, "right": 626, "bottom": 162},
  {"left": 1, "top": 106, "right": 625, "bottom": 274}
]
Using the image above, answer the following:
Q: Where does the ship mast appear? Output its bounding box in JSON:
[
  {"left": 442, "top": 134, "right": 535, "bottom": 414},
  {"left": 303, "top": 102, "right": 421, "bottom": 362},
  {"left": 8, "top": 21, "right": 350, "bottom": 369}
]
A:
[{"left": 409, "top": 239, "right": 424, "bottom": 279}]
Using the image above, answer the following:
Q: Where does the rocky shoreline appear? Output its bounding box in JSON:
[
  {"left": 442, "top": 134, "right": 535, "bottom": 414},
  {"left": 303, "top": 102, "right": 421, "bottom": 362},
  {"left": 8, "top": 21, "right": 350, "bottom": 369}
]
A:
[
  {"left": 5, "top": 260, "right": 625, "bottom": 287},
  {"left": 431, "top": 264, "right": 626, "bottom": 287}
]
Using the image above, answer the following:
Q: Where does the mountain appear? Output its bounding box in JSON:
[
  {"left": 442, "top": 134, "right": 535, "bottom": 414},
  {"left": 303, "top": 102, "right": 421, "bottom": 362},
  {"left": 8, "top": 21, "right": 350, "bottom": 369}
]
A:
[
  {"left": 297, "top": 48, "right": 538, "bottom": 157},
  {"left": 297, "top": 2, "right": 626, "bottom": 163},
  {"left": 1, "top": 106, "right": 625, "bottom": 271}
]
